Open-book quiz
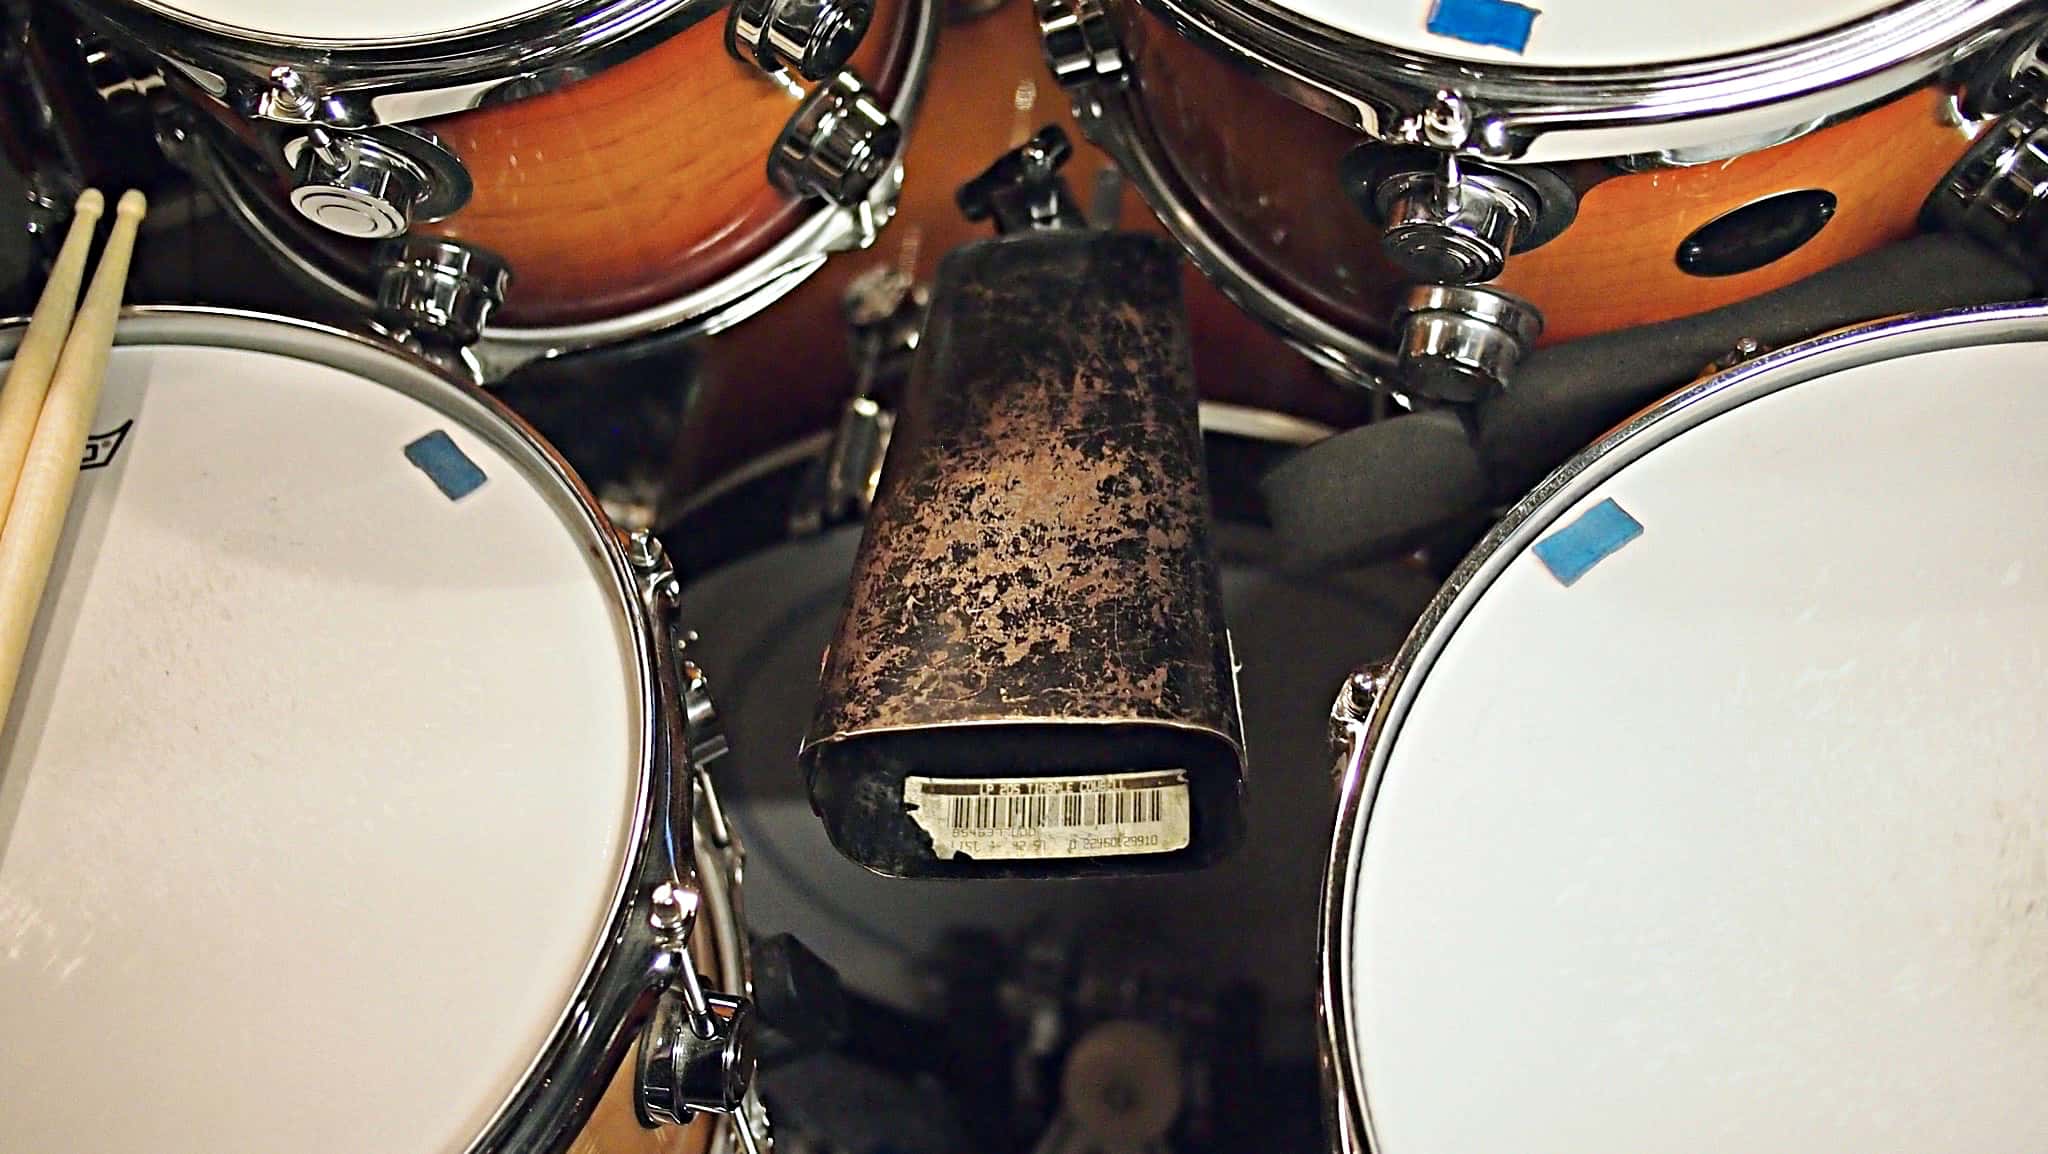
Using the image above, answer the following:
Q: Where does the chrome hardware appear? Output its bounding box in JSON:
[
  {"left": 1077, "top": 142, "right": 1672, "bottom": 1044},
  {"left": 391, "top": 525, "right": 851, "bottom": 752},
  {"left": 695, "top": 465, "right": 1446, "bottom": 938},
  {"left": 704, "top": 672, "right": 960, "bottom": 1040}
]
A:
[
  {"left": 263, "top": 66, "right": 318, "bottom": 122},
  {"left": 839, "top": 263, "right": 928, "bottom": 401},
  {"left": 1037, "top": 0, "right": 1125, "bottom": 88},
  {"left": 637, "top": 990, "right": 759, "bottom": 1127},
  {"left": 1328, "top": 662, "right": 1390, "bottom": 758},
  {"left": 289, "top": 130, "right": 420, "bottom": 238},
  {"left": 790, "top": 265, "right": 923, "bottom": 534},
  {"left": 284, "top": 127, "right": 470, "bottom": 239},
  {"left": 1393, "top": 284, "right": 1543, "bottom": 402},
  {"left": 21, "top": 170, "right": 82, "bottom": 249},
  {"left": 1928, "top": 95, "right": 2048, "bottom": 273},
  {"left": 676, "top": 652, "right": 731, "bottom": 773},
  {"left": 1377, "top": 163, "right": 1533, "bottom": 283},
  {"left": 1346, "top": 149, "right": 1575, "bottom": 283},
  {"left": 790, "top": 397, "right": 896, "bottom": 535},
  {"left": 769, "top": 72, "right": 902, "bottom": 206},
  {"left": 1703, "top": 336, "right": 1771, "bottom": 375},
  {"left": 1418, "top": 92, "right": 1471, "bottom": 150},
  {"left": 958, "top": 124, "right": 1088, "bottom": 233},
  {"left": 373, "top": 236, "right": 510, "bottom": 349},
  {"left": 728, "top": 0, "right": 874, "bottom": 81},
  {"left": 1958, "top": 15, "right": 2048, "bottom": 118},
  {"left": 626, "top": 528, "right": 685, "bottom": 611},
  {"left": 80, "top": 40, "right": 165, "bottom": 106},
  {"left": 621, "top": 547, "right": 762, "bottom": 1145}
]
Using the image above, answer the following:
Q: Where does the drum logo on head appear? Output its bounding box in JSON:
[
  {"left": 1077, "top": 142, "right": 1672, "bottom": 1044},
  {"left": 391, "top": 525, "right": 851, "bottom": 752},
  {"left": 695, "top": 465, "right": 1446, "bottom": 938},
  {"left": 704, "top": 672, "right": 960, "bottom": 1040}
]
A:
[{"left": 81, "top": 420, "right": 133, "bottom": 470}]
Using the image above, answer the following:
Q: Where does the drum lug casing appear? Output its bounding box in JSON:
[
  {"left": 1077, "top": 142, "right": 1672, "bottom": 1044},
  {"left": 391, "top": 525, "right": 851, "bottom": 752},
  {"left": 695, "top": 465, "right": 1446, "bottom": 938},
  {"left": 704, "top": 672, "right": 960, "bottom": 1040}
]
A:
[
  {"left": 1928, "top": 92, "right": 2048, "bottom": 276},
  {"left": 622, "top": 530, "right": 765, "bottom": 1147},
  {"left": 280, "top": 125, "right": 472, "bottom": 239},
  {"left": 727, "top": 0, "right": 876, "bottom": 81},
  {"left": 371, "top": 236, "right": 512, "bottom": 353},
  {"left": 769, "top": 71, "right": 904, "bottom": 208},
  {"left": 1038, "top": 0, "right": 1126, "bottom": 89},
  {"left": 1391, "top": 283, "right": 1543, "bottom": 402},
  {"left": 636, "top": 991, "right": 759, "bottom": 1128}
]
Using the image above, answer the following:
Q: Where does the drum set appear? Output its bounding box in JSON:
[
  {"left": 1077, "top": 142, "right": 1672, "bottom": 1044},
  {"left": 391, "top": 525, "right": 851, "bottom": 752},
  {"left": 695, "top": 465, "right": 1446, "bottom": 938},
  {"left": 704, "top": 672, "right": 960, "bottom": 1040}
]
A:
[{"left": 0, "top": 0, "right": 2043, "bottom": 1149}]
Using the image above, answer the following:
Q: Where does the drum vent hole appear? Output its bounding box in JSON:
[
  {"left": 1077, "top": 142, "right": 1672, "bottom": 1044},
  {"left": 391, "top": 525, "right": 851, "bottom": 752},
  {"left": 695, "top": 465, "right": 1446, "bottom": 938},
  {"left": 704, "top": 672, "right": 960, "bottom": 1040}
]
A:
[{"left": 1677, "top": 189, "right": 1837, "bottom": 277}]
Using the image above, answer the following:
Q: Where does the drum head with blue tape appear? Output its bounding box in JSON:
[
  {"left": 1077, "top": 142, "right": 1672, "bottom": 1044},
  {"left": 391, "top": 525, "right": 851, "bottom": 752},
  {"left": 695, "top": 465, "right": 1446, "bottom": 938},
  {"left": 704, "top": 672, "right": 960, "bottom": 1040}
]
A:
[
  {"left": 0, "top": 312, "right": 645, "bottom": 1154},
  {"left": 1332, "top": 304, "right": 2048, "bottom": 1153},
  {"left": 1262, "top": 0, "right": 1924, "bottom": 69}
]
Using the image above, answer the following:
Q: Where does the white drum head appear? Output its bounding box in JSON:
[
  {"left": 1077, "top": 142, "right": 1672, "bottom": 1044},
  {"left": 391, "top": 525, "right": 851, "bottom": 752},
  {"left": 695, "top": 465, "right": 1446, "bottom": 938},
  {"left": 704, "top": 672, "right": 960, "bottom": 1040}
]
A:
[
  {"left": 0, "top": 317, "right": 642, "bottom": 1154},
  {"left": 1339, "top": 309, "right": 2048, "bottom": 1153},
  {"left": 1270, "top": 0, "right": 1915, "bottom": 70},
  {"left": 128, "top": 0, "right": 568, "bottom": 46}
]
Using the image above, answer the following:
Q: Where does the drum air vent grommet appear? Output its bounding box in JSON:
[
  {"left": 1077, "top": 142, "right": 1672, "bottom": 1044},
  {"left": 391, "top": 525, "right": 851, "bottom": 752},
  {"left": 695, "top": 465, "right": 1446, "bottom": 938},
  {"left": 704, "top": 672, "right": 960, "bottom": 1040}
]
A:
[{"left": 1676, "top": 189, "right": 1837, "bottom": 277}]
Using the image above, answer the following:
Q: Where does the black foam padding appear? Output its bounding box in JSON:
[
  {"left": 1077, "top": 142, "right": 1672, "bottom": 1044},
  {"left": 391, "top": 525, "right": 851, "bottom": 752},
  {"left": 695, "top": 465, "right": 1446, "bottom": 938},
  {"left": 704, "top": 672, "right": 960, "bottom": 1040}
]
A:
[
  {"left": 1258, "top": 234, "right": 2035, "bottom": 570},
  {"left": 1258, "top": 407, "right": 1488, "bottom": 570},
  {"left": 1476, "top": 233, "right": 2037, "bottom": 495}
]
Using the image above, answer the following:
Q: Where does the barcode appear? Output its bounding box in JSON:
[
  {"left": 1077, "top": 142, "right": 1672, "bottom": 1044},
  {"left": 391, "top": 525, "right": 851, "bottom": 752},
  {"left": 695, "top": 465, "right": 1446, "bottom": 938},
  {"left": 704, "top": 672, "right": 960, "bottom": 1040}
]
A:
[
  {"left": 903, "top": 771, "right": 1193, "bottom": 860},
  {"left": 948, "top": 787, "right": 1168, "bottom": 833}
]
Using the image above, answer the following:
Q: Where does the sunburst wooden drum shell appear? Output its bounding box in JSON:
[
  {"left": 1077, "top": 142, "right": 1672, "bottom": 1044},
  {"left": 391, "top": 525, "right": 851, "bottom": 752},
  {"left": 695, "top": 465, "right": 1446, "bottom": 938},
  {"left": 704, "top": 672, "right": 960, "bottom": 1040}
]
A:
[
  {"left": 1116, "top": 0, "right": 1981, "bottom": 348},
  {"left": 401, "top": 0, "right": 923, "bottom": 328}
]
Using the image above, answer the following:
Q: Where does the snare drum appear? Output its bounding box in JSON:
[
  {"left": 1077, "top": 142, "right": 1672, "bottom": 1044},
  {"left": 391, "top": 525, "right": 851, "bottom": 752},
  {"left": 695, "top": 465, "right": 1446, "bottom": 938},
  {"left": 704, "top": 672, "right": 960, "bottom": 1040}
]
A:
[
  {"left": 1040, "top": 0, "right": 2048, "bottom": 397},
  {"left": 1320, "top": 302, "right": 2048, "bottom": 1152},
  {"left": 0, "top": 310, "right": 759, "bottom": 1154},
  {"left": 60, "top": 0, "right": 936, "bottom": 371}
]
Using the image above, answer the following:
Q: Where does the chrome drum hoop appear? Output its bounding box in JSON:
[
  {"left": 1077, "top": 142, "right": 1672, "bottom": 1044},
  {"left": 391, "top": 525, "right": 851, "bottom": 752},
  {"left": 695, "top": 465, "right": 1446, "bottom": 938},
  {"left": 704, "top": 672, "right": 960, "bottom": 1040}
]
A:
[
  {"left": 1063, "top": 79, "right": 1398, "bottom": 390},
  {"left": 0, "top": 306, "right": 744, "bottom": 1154},
  {"left": 1123, "top": 0, "right": 2037, "bottom": 162},
  {"left": 62, "top": 0, "right": 726, "bottom": 127},
  {"left": 171, "top": 0, "right": 939, "bottom": 381},
  {"left": 1313, "top": 298, "right": 2048, "bottom": 1154}
]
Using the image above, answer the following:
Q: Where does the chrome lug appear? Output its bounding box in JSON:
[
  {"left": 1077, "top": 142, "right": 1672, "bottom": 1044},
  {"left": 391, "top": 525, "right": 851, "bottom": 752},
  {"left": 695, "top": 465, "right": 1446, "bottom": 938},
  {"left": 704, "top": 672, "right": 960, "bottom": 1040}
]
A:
[
  {"left": 1929, "top": 96, "right": 2048, "bottom": 275},
  {"left": 637, "top": 989, "right": 758, "bottom": 1127},
  {"left": 728, "top": 0, "right": 874, "bottom": 81},
  {"left": 374, "top": 236, "right": 510, "bottom": 349},
  {"left": 1393, "top": 284, "right": 1543, "bottom": 402},
  {"left": 769, "top": 72, "right": 902, "bottom": 206}
]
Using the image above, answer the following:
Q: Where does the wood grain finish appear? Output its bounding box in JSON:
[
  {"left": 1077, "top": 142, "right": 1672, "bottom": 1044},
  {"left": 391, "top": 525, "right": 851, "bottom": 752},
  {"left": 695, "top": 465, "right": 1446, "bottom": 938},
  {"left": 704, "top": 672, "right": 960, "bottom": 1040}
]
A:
[
  {"left": 1124, "top": 0, "right": 1981, "bottom": 347},
  {"left": 677, "top": 0, "right": 1365, "bottom": 493},
  {"left": 414, "top": 0, "right": 918, "bottom": 327}
]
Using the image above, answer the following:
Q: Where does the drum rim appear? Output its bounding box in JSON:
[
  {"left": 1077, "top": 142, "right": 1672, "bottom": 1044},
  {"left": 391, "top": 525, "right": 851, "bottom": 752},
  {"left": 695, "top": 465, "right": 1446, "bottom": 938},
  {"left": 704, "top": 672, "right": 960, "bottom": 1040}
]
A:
[
  {"left": 70, "top": 0, "right": 718, "bottom": 127},
  {"left": 0, "top": 305, "right": 740, "bottom": 1154},
  {"left": 1314, "top": 298, "right": 2048, "bottom": 1153},
  {"left": 1097, "top": 0, "right": 2031, "bottom": 163}
]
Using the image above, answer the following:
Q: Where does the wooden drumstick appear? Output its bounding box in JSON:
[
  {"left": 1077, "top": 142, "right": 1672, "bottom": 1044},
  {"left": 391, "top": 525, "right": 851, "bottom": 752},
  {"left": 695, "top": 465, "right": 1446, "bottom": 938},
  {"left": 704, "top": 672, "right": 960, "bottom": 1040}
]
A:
[
  {"left": 0, "top": 190, "right": 104, "bottom": 530},
  {"left": 0, "top": 189, "right": 145, "bottom": 726}
]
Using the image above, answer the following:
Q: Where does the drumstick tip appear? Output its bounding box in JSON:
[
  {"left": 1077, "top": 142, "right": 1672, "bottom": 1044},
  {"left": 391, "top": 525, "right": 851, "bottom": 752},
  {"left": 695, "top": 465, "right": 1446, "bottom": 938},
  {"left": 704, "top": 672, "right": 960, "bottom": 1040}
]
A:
[
  {"left": 72, "top": 189, "right": 105, "bottom": 221},
  {"left": 114, "top": 189, "right": 147, "bottom": 221}
]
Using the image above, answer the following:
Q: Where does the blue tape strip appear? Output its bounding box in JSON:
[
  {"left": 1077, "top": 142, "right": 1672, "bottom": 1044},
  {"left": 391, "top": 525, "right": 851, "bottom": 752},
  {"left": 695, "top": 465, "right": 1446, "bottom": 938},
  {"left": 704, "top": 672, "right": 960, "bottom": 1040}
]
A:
[
  {"left": 404, "top": 430, "right": 487, "bottom": 502},
  {"left": 1533, "top": 497, "right": 1642, "bottom": 586},
  {"left": 1426, "top": 0, "right": 1539, "bottom": 52}
]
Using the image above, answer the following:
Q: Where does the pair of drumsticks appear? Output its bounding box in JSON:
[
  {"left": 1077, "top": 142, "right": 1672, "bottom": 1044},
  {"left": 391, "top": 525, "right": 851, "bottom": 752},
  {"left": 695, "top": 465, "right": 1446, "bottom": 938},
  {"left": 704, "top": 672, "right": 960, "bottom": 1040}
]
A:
[{"left": 0, "top": 189, "right": 148, "bottom": 729}]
